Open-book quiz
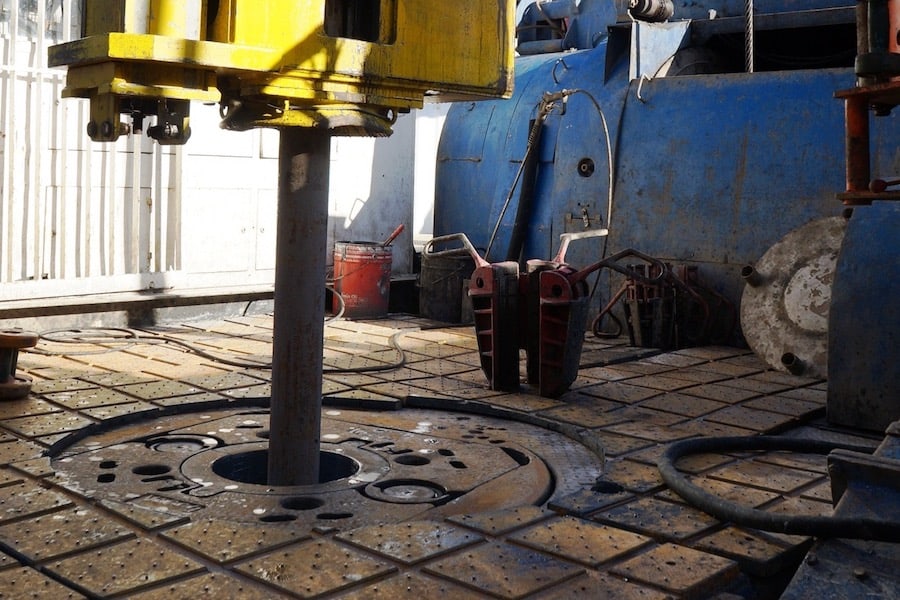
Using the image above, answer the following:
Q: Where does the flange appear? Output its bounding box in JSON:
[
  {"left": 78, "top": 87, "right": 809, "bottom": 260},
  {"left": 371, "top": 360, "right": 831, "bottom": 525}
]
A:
[
  {"left": 740, "top": 216, "right": 847, "bottom": 378},
  {"left": 50, "top": 405, "right": 603, "bottom": 533}
]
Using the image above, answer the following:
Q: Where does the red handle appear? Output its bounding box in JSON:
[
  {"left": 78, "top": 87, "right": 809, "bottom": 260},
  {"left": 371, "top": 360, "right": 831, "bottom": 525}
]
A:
[{"left": 382, "top": 224, "right": 405, "bottom": 247}]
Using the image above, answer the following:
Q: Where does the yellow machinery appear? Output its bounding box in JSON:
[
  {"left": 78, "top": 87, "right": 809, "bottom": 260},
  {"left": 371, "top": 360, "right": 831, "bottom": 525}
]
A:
[
  {"left": 49, "top": 0, "right": 514, "bottom": 142},
  {"left": 48, "top": 0, "right": 514, "bottom": 486}
]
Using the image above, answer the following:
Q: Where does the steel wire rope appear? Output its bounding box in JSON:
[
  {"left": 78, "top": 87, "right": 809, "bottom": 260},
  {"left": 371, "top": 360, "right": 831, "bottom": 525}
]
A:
[
  {"left": 554, "top": 88, "right": 619, "bottom": 319},
  {"left": 24, "top": 290, "right": 409, "bottom": 374},
  {"left": 658, "top": 435, "right": 900, "bottom": 542},
  {"left": 31, "top": 326, "right": 408, "bottom": 373},
  {"left": 485, "top": 99, "right": 554, "bottom": 261}
]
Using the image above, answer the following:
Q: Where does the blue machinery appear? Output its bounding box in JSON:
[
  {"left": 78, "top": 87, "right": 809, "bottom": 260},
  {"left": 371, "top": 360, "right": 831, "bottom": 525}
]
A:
[{"left": 434, "top": 0, "right": 899, "bottom": 431}]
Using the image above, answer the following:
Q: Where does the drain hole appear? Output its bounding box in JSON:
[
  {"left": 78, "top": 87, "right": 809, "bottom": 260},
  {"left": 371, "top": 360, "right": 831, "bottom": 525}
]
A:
[
  {"left": 366, "top": 479, "right": 448, "bottom": 504},
  {"left": 317, "top": 512, "right": 353, "bottom": 520},
  {"left": 437, "top": 449, "right": 454, "bottom": 456},
  {"left": 211, "top": 450, "right": 358, "bottom": 485},
  {"left": 449, "top": 460, "right": 467, "bottom": 469},
  {"left": 369, "top": 442, "right": 393, "bottom": 448},
  {"left": 236, "top": 423, "right": 263, "bottom": 429},
  {"left": 281, "top": 496, "right": 326, "bottom": 511},
  {"left": 99, "top": 461, "right": 118, "bottom": 469},
  {"left": 97, "top": 473, "right": 115, "bottom": 483},
  {"left": 489, "top": 439, "right": 506, "bottom": 444},
  {"left": 591, "top": 480, "right": 626, "bottom": 494},
  {"left": 146, "top": 435, "right": 218, "bottom": 453},
  {"left": 260, "top": 514, "right": 297, "bottom": 523},
  {"left": 394, "top": 454, "right": 430, "bottom": 466},
  {"left": 501, "top": 447, "right": 530, "bottom": 466},
  {"left": 132, "top": 464, "right": 171, "bottom": 476},
  {"left": 256, "top": 431, "right": 270, "bottom": 439}
]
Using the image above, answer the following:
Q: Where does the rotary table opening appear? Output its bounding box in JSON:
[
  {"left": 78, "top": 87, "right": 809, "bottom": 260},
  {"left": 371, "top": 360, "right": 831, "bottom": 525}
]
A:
[
  {"left": 49, "top": 404, "right": 603, "bottom": 533},
  {"left": 212, "top": 449, "right": 359, "bottom": 485}
]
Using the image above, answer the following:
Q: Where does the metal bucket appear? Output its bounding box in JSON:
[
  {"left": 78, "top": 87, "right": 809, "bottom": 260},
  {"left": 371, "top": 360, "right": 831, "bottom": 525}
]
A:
[
  {"left": 419, "top": 239, "right": 476, "bottom": 323},
  {"left": 333, "top": 242, "right": 393, "bottom": 319}
]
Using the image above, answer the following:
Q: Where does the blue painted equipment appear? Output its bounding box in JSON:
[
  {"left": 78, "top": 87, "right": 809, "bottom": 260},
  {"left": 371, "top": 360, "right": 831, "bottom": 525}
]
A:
[{"left": 435, "top": 0, "right": 899, "bottom": 337}]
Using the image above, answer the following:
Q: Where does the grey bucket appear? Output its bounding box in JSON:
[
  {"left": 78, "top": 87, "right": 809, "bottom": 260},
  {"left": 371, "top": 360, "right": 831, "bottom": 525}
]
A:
[{"left": 418, "top": 238, "right": 476, "bottom": 323}]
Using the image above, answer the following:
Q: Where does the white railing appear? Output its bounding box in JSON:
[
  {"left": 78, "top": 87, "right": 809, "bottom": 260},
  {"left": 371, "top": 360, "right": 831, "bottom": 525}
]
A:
[{"left": 1, "top": 1, "right": 434, "bottom": 307}]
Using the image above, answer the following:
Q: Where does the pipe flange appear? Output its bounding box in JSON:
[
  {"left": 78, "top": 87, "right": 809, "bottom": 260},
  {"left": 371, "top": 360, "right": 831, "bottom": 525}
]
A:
[{"left": 740, "top": 217, "right": 847, "bottom": 378}]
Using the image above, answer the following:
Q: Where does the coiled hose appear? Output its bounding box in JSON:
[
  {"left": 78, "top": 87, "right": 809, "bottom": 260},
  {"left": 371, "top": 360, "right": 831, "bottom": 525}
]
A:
[{"left": 657, "top": 435, "right": 900, "bottom": 542}]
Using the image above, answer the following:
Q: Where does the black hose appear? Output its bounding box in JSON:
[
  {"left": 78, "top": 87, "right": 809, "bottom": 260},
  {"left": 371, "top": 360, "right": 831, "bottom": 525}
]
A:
[
  {"left": 30, "top": 325, "right": 407, "bottom": 374},
  {"left": 657, "top": 435, "right": 900, "bottom": 542},
  {"left": 506, "top": 115, "right": 546, "bottom": 265}
]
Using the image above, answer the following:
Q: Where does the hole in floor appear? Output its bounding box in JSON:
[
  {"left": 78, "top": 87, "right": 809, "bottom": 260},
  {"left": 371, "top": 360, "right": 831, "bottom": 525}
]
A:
[
  {"left": 211, "top": 449, "right": 358, "bottom": 485},
  {"left": 132, "top": 464, "right": 171, "bottom": 476},
  {"left": 260, "top": 514, "right": 297, "bottom": 523},
  {"left": 316, "top": 512, "right": 354, "bottom": 520},
  {"left": 394, "top": 454, "right": 430, "bottom": 466},
  {"left": 281, "top": 496, "right": 326, "bottom": 511}
]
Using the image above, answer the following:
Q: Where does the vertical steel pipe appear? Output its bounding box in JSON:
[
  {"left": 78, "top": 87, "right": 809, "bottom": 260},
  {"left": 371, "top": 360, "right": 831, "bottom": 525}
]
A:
[{"left": 267, "top": 128, "right": 330, "bottom": 486}]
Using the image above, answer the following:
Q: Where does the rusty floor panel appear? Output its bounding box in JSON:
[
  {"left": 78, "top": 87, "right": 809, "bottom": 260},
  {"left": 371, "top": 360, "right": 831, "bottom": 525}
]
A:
[{"left": 0, "top": 315, "right": 884, "bottom": 599}]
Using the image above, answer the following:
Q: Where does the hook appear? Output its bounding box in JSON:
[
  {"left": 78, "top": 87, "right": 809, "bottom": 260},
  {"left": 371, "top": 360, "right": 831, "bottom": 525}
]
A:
[{"left": 552, "top": 58, "right": 570, "bottom": 85}]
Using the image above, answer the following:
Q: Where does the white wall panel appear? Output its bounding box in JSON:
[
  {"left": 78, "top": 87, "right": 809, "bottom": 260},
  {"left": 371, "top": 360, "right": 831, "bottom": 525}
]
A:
[{"left": 1, "top": 1, "right": 431, "bottom": 308}]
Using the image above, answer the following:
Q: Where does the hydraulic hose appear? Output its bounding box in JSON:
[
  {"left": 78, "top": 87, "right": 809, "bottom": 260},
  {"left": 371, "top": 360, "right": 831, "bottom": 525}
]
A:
[{"left": 657, "top": 435, "right": 900, "bottom": 542}]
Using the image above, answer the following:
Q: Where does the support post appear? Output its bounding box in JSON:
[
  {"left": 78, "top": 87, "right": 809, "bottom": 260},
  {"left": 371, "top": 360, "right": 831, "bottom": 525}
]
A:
[
  {"left": 845, "top": 94, "right": 871, "bottom": 196},
  {"left": 267, "top": 128, "right": 330, "bottom": 486}
]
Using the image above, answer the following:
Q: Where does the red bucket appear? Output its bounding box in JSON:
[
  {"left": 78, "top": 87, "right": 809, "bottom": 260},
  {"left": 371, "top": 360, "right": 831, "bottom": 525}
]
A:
[{"left": 332, "top": 242, "right": 393, "bottom": 318}]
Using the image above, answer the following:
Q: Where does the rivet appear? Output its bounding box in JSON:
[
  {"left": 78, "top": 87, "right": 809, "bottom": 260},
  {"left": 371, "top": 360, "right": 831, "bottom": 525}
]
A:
[{"left": 853, "top": 567, "right": 868, "bottom": 580}]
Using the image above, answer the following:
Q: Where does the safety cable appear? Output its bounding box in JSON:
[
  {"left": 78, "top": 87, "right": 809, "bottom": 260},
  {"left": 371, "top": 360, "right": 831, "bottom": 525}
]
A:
[
  {"left": 485, "top": 98, "right": 555, "bottom": 262},
  {"left": 658, "top": 435, "right": 900, "bottom": 542},
  {"left": 25, "top": 286, "right": 408, "bottom": 374}
]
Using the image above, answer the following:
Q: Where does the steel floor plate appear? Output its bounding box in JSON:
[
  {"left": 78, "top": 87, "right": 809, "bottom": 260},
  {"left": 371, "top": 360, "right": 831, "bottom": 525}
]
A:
[{"left": 0, "top": 315, "right": 880, "bottom": 598}]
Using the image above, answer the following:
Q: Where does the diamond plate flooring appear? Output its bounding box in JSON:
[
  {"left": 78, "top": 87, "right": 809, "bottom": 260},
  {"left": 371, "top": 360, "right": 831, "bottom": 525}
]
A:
[{"left": 0, "top": 315, "right": 877, "bottom": 598}]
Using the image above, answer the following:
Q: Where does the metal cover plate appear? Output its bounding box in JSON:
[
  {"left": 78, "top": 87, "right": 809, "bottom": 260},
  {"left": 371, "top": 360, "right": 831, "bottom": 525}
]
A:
[
  {"left": 741, "top": 217, "right": 846, "bottom": 378},
  {"left": 610, "top": 542, "right": 739, "bottom": 597},
  {"left": 162, "top": 518, "right": 308, "bottom": 563},
  {"left": 334, "top": 572, "right": 476, "bottom": 599},
  {"left": 447, "top": 505, "right": 551, "bottom": 536},
  {"left": 423, "top": 540, "right": 582, "bottom": 597},
  {"left": 0, "top": 506, "right": 133, "bottom": 562},
  {"left": 235, "top": 539, "right": 395, "bottom": 597},
  {"left": 509, "top": 516, "right": 652, "bottom": 567},
  {"left": 0, "top": 482, "right": 73, "bottom": 525},
  {"left": 337, "top": 520, "right": 482, "bottom": 565},
  {"left": 127, "top": 572, "right": 291, "bottom": 600},
  {"left": 0, "top": 566, "right": 88, "bottom": 599},
  {"left": 45, "top": 537, "right": 204, "bottom": 597},
  {"left": 50, "top": 406, "right": 603, "bottom": 534}
]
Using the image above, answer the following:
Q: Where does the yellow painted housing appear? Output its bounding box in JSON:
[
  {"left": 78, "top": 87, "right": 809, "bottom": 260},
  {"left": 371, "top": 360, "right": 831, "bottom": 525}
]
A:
[{"left": 49, "top": 0, "right": 514, "bottom": 142}]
